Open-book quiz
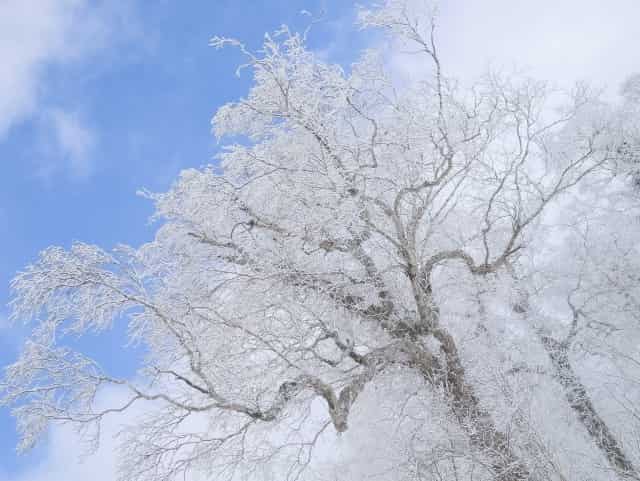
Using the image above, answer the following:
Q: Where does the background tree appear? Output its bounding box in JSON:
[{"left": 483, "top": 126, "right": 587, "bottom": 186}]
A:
[{"left": 3, "top": 1, "right": 639, "bottom": 480}]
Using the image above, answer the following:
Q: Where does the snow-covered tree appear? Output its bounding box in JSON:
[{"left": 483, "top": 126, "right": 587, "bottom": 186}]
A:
[{"left": 3, "top": 2, "right": 640, "bottom": 480}]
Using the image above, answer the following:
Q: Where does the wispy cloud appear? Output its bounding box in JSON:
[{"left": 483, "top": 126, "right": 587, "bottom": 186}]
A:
[
  {"left": 0, "top": 0, "right": 141, "bottom": 179},
  {"left": 40, "top": 109, "right": 97, "bottom": 180},
  {"left": 1, "top": 0, "right": 89, "bottom": 138}
]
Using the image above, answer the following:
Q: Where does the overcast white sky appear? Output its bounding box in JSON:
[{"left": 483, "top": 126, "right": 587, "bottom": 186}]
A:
[{"left": 391, "top": 0, "right": 640, "bottom": 96}]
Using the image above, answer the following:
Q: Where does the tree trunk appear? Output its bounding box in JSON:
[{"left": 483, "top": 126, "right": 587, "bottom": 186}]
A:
[
  {"left": 540, "top": 335, "right": 639, "bottom": 480},
  {"left": 403, "top": 270, "right": 532, "bottom": 480},
  {"left": 432, "top": 327, "right": 531, "bottom": 481}
]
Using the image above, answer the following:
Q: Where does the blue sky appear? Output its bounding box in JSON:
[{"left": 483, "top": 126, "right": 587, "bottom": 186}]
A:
[{"left": 1, "top": 0, "right": 640, "bottom": 479}]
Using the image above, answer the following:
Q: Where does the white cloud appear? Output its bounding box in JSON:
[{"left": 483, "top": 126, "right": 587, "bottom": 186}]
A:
[
  {"left": 387, "top": 0, "right": 640, "bottom": 95},
  {"left": 0, "top": 0, "right": 88, "bottom": 137},
  {"left": 0, "top": 0, "right": 139, "bottom": 179},
  {"left": 3, "top": 385, "right": 215, "bottom": 481},
  {"left": 41, "top": 109, "right": 97, "bottom": 179},
  {"left": 7, "top": 387, "right": 138, "bottom": 481}
]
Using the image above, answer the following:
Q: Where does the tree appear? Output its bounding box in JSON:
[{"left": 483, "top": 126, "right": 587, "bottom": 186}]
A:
[
  {"left": 3, "top": 1, "right": 640, "bottom": 480},
  {"left": 617, "top": 74, "right": 640, "bottom": 187}
]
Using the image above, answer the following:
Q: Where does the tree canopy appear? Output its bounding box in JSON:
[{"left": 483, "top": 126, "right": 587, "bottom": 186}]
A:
[{"left": 3, "top": 2, "right": 640, "bottom": 480}]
